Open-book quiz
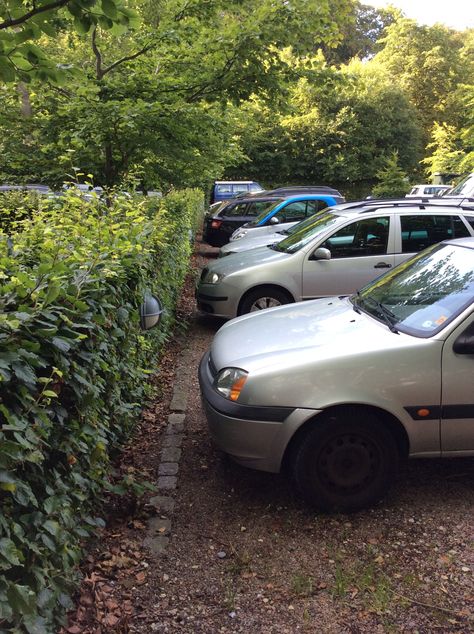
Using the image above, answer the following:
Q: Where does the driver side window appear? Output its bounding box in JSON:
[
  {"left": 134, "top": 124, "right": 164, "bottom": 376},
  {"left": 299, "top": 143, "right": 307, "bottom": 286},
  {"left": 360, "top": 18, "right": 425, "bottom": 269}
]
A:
[{"left": 321, "top": 217, "right": 390, "bottom": 258}]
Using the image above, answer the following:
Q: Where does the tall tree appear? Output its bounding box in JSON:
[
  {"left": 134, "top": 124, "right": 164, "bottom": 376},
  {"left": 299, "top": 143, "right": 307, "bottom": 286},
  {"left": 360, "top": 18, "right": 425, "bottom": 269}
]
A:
[
  {"left": 374, "top": 18, "right": 471, "bottom": 136},
  {"left": 0, "top": 0, "right": 355, "bottom": 189}
]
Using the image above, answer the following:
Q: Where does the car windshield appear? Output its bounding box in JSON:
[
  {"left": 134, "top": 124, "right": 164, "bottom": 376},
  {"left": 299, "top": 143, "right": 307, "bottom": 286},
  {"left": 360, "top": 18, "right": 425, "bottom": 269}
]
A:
[
  {"left": 247, "top": 199, "right": 284, "bottom": 227},
  {"left": 273, "top": 211, "right": 342, "bottom": 253},
  {"left": 352, "top": 243, "right": 474, "bottom": 338},
  {"left": 449, "top": 174, "right": 474, "bottom": 196}
]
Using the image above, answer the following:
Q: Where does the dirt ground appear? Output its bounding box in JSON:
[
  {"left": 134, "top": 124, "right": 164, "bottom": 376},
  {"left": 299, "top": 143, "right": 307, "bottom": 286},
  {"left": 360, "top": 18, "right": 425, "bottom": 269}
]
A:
[{"left": 64, "top": 238, "right": 474, "bottom": 634}]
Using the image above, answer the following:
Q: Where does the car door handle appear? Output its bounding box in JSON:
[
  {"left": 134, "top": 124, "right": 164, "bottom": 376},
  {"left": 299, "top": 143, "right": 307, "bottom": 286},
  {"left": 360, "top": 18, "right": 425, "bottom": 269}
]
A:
[{"left": 374, "top": 262, "right": 392, "bottom": 269}]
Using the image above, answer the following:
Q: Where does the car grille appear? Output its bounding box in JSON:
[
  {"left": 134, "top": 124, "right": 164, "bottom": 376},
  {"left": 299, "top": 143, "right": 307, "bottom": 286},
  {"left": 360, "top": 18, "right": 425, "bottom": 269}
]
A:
[{"left": 200, "top": 267, "right": 208, "bottom": 282}]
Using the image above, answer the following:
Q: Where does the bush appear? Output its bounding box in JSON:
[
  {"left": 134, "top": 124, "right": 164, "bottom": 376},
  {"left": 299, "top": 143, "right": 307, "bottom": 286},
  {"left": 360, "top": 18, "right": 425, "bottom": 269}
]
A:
[
  {"left": 0, "top": 188, "right": 203, "bottom": 632},
  {"left": 0, "top": 190, "right": 46, "bottom": 235}
]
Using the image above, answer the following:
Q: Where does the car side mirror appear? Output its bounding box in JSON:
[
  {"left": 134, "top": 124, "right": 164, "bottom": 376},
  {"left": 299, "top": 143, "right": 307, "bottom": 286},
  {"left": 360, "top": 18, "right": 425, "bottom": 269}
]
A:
[
  {"left": 311, "top": 247, "right": 331, "bottom": 261},
  {"left": 268, "top": 216, "right": 280, "bottom": 225},
  {"left": 453, "top": 321, "right": 474, "bottom": 354}
]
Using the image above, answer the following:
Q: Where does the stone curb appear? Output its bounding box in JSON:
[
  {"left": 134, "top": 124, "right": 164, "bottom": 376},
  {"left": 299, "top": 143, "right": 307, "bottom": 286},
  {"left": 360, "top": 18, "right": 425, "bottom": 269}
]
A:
[{"left": 143, "top": 347, "right": 193, "bottom": 555}]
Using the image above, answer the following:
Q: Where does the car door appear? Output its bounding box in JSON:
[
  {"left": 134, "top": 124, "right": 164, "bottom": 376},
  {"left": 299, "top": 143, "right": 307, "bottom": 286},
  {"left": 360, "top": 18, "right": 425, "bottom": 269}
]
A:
[
  {"left": 394, "top": 213, "right": 472, "bottom": 267},
  {"left": 441, "top": 312, "right": 474, "bottom": 453},
  {"left": 301, "top": 215, "right": 395, "bottom": 299}
]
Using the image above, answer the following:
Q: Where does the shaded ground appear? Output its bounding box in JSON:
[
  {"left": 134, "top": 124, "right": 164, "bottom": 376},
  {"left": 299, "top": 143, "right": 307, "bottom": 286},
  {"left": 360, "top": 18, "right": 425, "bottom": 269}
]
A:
[{"left": 64, "top": 238, "right": 474, "bottom": 634}]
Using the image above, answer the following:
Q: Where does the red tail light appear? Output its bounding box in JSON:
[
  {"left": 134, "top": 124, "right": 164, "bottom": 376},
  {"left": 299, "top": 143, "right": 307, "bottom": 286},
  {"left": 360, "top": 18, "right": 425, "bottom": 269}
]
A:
[{"left": 211, "top": 220, "right": 222, "bottom": 229}]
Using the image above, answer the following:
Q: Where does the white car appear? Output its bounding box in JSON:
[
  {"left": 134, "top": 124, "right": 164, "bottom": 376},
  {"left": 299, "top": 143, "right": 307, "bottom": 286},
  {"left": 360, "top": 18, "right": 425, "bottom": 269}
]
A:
[
  {"left": 443, "top": 173, "right": 474, "bottom": 199},
  {"left": 220, "top": 225, "right": 293, "bottom": 257},
  {"left": 406, "top": 184, "right": 451, "bottom": 197}
]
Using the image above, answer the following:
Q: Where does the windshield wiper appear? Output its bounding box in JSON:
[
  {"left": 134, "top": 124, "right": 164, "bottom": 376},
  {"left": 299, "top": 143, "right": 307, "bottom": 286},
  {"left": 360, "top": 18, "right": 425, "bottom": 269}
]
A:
[
  {"left": 351, "top": 293, "right": 361, "bottom": 314},
  {"left": 357, "top": 293, "right": 399, "bottom": 333}
]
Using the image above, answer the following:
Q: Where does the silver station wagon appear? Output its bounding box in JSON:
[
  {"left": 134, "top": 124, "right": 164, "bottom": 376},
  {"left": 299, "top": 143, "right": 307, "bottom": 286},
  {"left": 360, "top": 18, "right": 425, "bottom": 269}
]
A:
[
  {"left": 199, "top": 238, "right": 474, "bottom": 511},
  {"left": 197, "top": 201, "right": 474, "bottom": 318}
]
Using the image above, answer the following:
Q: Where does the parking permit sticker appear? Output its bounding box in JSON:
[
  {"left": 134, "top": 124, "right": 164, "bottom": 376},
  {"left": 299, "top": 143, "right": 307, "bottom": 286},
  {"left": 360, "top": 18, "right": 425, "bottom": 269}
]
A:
[
  {"left": 435, "top": 315, "right": 448, "bottom": 325},
  {"left": 422, "top": 320, "right": 433, "bottom": 328}
]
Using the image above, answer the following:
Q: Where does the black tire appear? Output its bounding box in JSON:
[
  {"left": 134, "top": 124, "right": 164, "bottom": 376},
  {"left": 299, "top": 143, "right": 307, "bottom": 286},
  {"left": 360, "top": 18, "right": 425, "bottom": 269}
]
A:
[
  {"left": 239, "top": 286, "right": 293, "bottom": 315},
  {"left": 289, "top": 410, "right": 398, "bottom": 512}
]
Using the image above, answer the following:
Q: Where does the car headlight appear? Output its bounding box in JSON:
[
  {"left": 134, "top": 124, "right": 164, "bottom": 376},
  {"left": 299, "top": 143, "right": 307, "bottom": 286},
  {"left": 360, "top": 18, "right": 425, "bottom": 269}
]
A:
[
  {"left": 231, "top": 230, "right": 247, "bottom": 241},
  {"left": 215, "top": 368, "right": 248, "bottom": 401},
  {"left": 204, "top": 271, "right": 225, "bottom": 284}
]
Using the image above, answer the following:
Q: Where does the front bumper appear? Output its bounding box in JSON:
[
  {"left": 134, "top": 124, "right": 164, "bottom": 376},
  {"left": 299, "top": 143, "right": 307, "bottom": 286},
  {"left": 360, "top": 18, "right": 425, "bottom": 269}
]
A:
[
  {"left": 198, "top": 352, "right": 320, "bottom": 472},
  {"left": 196, "top": 281, "right": 239, "bottom": 318}
]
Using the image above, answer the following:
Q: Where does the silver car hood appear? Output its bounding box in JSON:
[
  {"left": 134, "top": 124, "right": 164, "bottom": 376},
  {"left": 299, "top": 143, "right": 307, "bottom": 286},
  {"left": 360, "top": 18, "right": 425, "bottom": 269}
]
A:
[
  {"left": 208, "top": 244, "right": 289, "bottom": 275},
  {"left": 211, "top": 296, "right": 420, "bottom": 372},
  {"left": 222, "top": 230, "right": 288, "bottom": 255}
]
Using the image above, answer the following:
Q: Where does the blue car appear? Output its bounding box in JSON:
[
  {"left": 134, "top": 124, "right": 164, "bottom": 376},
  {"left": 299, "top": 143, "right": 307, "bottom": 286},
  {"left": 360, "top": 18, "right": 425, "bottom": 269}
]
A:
[
  {"left": 204, "top": 191, "right": 344, "bottom": 247},
  {"left": 209, "top": 180, "right": 263, "bottom": 205}
]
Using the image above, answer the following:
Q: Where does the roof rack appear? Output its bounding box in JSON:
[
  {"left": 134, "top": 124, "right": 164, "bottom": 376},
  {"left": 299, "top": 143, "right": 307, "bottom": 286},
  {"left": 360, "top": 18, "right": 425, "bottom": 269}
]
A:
[{"left": 339, "top": 197, "right": 474, "bottom": 213}]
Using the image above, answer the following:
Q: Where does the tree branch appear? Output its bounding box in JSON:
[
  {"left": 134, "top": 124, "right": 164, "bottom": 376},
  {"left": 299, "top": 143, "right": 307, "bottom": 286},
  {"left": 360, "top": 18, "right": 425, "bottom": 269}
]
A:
[
  {"left": 0, "top": 0, "right": 72, "bottom": 30},
  {"left": 101, "top": 44, "right": 155, "bottom": 77},
  {"left": 91, "top": 26, "right": 103, "bottom": 80},
  {"left": 186, "top": 50, "right": 239, "bottom": 102}
]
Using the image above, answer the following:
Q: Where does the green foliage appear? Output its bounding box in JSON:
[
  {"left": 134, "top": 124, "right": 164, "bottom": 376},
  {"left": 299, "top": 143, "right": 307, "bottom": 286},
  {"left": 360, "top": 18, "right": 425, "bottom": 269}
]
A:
[
  {"left": 372, "top": 151, "right": 410, "bottom": 198},
  {"left": 229, "top": 55, "right": 422, "bottom": 195},
  {"left": 422, "top": 122, "right": 466, "bottom": 178},
  {"left": 0, "top": 190, "right": 46, "bottom": 234},
  {"left": 374, "top": 18, "right": 472, "bottom": 135},
  {"left": 0, "top": 187, "right": 203, "bottom": 631},
  {"left": 0, "top": 0, "right": 140, "bottom": 84},
  {"left": 0, "top": 0, "right": 355, "bottom": 191}
]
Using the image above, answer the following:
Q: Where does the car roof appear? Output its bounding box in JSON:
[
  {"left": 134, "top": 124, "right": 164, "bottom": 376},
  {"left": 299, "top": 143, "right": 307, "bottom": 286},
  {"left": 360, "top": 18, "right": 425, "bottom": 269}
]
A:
[
  {"left": 444, "top": 237, "right": 474, "bottom": 249},
  {"left": 214, "top": 180, "right": 259, "bottom": 184},
  {"left": 275, "top": 193, "right": 340, "bottom": 202},
  {"left": 329, "top": 198, "right": 474, "bottom": 217},
  {"left": 221, "top": 195, "right": 282, "bottom": 205},
  {"left": 266, "top": 185, "right": 343, "bottom": 196}
]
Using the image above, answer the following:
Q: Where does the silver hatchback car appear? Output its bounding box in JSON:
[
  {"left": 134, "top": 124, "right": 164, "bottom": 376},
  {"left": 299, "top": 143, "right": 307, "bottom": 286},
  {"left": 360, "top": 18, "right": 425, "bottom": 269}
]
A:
[
  {"left": 197, "top": 202, "right": 474, "bottom": 318},
  {"left": 199, "top": 238, "right": 474, "bottom": 511}
]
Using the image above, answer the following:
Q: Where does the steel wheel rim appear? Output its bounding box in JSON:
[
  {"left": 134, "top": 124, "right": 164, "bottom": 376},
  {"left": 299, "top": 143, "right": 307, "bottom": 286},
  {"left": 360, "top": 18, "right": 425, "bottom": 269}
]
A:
[{"left": 316, "top": 433, "right": 381, "bottom": 494}]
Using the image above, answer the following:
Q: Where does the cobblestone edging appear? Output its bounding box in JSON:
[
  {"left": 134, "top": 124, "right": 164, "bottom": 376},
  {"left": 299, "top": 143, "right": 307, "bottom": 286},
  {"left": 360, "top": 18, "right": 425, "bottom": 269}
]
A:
[{"left": 143, "top": 345, "right": 194, "bottom": 555}]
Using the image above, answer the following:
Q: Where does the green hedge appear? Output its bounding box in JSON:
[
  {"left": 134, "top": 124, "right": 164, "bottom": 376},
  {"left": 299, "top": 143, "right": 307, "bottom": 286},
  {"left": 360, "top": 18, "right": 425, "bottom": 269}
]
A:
[{"left": 0, "top": 188, "right": 203, "bottom": 632}]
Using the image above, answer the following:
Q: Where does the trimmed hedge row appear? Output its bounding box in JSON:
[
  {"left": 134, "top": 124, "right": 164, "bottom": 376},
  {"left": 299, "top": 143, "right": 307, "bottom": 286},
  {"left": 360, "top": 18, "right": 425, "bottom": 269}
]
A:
[{"left": 0, "top": 188, "right": 204, "bottom": 632}]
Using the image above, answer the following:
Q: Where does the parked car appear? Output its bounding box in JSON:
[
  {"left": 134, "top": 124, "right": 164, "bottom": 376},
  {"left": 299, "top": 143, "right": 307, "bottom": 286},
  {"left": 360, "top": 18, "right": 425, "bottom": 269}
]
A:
[
  {"left": 209, "top": 180, "right": 263, "bottom": 205},
  {"left": 220, "top": 209, "right": 329, "bottom": 257},
  {"left": 199, "top": 236, "right": 474, "bottom": 511},
  {"left": 196, "top": 201, "right": 474, "bottom": 318},
  {"left": 406, "top": 184, "right": 451, "bottom": 197},
  {"left": 0, "top": 184, "right": 51, "bottom": 194},
  {"left": 220, "top": 197, "right": 445, "bottom": 257},
  {"left": 443, "top": 173, "right": 474, "bottom": 199},
  {"left": 203, "top": 195, "right": 283, "bottom": 247},
  {"left": 203, "top": 193, "right": 341, "bottom": 247}
]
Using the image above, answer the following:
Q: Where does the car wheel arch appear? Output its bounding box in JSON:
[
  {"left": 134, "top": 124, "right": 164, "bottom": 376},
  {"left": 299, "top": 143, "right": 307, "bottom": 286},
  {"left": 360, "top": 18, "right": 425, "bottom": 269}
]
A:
[
  {"left": 237, "top": 284, "right": 295, "bottom": 316},
  {"left": 281, "top": 403, "right": 410, "bottom": 473}
]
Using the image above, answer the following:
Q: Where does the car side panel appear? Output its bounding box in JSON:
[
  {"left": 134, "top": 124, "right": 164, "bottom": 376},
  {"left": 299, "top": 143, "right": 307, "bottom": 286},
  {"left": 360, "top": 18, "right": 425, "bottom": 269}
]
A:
[{"left": 441, "top": 312, "right": 474, "bottom": 453}]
